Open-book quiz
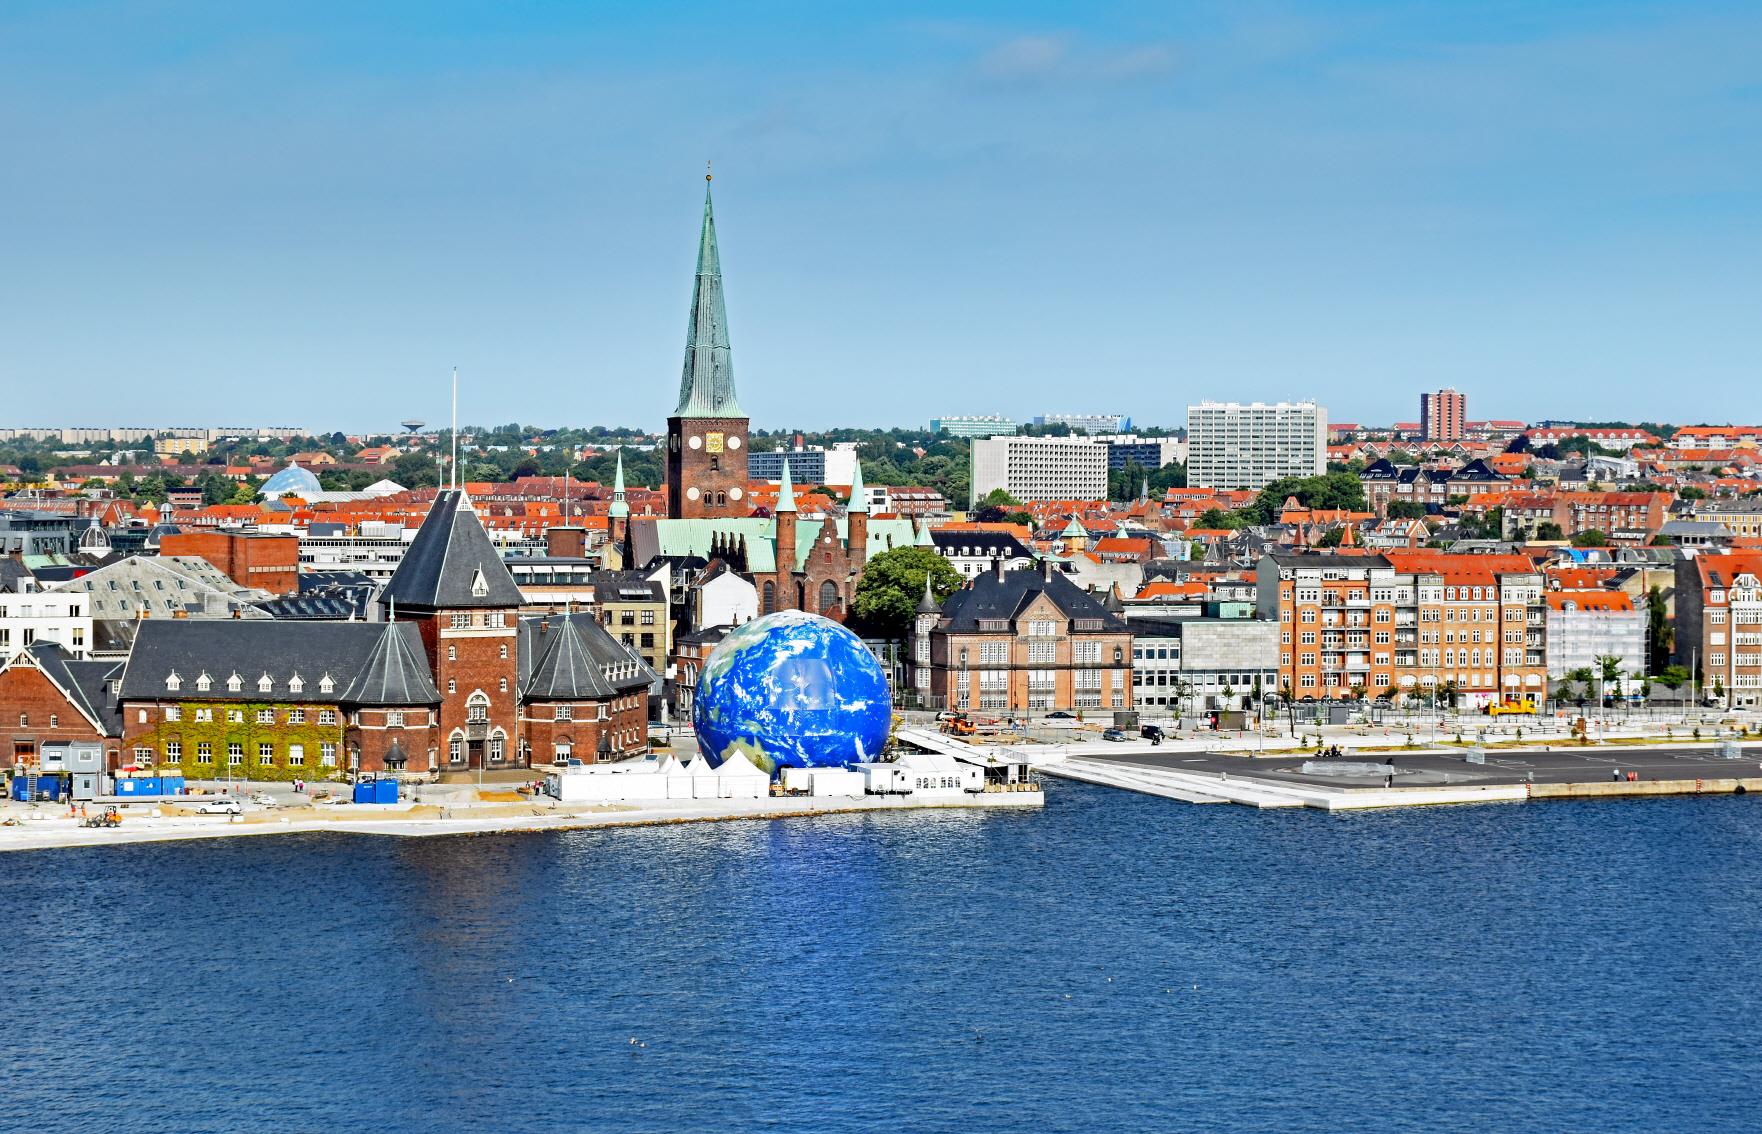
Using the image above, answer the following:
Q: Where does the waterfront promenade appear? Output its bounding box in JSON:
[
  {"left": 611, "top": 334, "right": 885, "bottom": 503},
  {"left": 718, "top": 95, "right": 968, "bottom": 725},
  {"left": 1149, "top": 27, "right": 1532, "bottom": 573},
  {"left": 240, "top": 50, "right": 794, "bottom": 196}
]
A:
[
  {"left": 0, "top": 786, "right": 1042, "bottom": 853},
  {"left": 1046, "top": 741, "right": 1762, "bottom": 810}
]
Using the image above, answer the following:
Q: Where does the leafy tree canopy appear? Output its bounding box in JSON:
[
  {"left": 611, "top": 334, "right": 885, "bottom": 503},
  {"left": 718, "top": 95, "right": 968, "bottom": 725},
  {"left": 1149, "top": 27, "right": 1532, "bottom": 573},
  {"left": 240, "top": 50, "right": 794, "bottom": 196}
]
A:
[{"left": 850, "top": 546, "right": 965, "bottom": 639}]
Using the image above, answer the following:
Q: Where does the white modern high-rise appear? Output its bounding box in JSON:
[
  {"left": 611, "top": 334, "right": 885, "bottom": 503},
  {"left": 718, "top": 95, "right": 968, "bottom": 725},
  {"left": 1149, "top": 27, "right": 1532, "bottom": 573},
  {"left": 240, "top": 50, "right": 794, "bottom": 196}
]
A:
[
  {"left": 1186, "top": 401, "right": 1327, "bottom": 489},
  {"left": 970, "top": 436, "right": 1109, "bottom": 504}
]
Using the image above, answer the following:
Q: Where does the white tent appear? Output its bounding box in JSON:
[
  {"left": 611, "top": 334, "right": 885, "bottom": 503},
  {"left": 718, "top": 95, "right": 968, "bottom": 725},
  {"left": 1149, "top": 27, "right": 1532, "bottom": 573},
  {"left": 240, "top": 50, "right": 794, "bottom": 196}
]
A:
[
  {"left": 690, "top": 755, "right": 723, "bottom": 799},
  {"left": 663, "top": 755, "right": 696, "bottom": 799},
  {"left": 714, "top": 749, "right": 770, "bottom": 799}
]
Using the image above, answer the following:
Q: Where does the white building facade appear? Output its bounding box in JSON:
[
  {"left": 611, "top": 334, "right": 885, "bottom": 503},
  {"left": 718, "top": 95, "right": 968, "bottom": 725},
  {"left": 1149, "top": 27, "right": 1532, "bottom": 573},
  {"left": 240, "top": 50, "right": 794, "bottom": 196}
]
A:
[
  {"left": 0, "top": 587, "right": 92, "bottom": 660},
  {"left": 1186, "top": 401, "right": 1327, "bottom": 490},
  {"left": 970, "top": 436, "right": 1109, "bottom": 504}
]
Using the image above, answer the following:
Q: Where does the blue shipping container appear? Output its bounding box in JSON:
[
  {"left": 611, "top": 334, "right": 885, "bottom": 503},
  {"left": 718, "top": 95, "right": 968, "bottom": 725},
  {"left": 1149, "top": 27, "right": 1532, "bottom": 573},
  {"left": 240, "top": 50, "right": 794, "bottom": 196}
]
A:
[{"left": 352, "top": 779, "right": 399, "bottom": 804}]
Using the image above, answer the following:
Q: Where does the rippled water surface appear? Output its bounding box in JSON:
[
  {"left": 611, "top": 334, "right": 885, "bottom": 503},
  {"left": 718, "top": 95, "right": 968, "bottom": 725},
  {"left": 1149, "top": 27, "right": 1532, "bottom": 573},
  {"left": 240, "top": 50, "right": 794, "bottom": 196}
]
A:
[{"left": 4, "top": 784, "right": 1759, "bottom": 1133}]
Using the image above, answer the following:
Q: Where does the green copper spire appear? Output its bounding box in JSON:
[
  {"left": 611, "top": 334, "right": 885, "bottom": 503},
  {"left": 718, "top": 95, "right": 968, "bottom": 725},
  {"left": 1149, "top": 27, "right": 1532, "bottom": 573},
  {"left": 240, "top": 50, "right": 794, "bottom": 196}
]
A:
[
  {"left": 775, "top": 458, "right": 796, "bottom": 513},
  {"left": 673, "top": 177, "right": 743, "bottom": 419},
  {"left": 609, "top": 448, "right": 629, "bottom": 519},
  {"left": 847, "top": 459, "right": 868, "bottom": 514},
  {"left": 915, "top": 517, "right": 934, "bottom": 546}
]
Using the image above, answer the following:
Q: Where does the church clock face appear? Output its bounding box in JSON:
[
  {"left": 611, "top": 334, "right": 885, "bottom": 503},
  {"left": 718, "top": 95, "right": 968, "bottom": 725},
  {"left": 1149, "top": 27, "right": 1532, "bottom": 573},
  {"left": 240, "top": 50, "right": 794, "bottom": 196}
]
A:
[
  {"left": 705, "top": 432, "right": 725, "bottom": 454},
  {"left": 687, "top": 435, "right": 701, "bottom": 450}
]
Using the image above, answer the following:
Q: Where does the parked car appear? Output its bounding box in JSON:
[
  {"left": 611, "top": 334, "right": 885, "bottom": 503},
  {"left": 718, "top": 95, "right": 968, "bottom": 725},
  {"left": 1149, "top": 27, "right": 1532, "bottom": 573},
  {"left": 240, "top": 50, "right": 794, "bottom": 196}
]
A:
[
  {"left": 194, "top": 799, "right": 242, "bottom": 815},
  {"left": 247, "top": 792, "right": 277, "bottom": 808},
  {"left": 1102, "top": 728, "right": 1127, "bottom": 742},
  {"left": 1046, "top": 711, "right": 1076, "bottom": 720},
  {"left": 1140, "top": 725, "right": 1165, "bottom": 744}
]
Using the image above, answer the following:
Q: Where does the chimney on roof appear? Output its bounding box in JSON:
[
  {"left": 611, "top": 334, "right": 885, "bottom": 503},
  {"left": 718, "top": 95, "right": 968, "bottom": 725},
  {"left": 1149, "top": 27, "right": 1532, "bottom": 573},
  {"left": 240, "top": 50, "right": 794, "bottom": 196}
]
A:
[{"left": 1041, "top": 558, "right": 1055, "bottom": 582}]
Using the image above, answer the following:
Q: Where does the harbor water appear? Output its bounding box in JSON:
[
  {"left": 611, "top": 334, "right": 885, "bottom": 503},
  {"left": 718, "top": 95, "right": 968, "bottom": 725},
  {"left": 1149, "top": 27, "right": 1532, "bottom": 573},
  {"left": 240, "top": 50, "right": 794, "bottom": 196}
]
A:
[{"left": 3, "top": 782, "right": 1758, "bottom": 1132}]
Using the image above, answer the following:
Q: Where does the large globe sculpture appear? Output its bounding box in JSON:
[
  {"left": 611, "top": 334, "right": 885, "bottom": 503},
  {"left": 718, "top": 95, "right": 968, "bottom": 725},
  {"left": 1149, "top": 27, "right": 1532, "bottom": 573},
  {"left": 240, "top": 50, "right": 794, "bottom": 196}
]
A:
[{"left": 693, "top": 610, "right": 892, "bottom": 776}]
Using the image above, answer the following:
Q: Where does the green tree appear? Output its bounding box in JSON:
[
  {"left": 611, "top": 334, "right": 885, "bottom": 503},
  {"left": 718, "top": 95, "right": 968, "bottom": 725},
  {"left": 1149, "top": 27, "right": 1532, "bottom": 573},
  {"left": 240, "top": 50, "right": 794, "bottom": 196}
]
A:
[
  {"left": 1645, "top": 586, "right": 1673, "bottom": 673},
  {"left": 850, "top": 546, "right": 965, "bottom": 639},
  {"left": 1194, "top": 508, "right": 1246, "bottom": 530},
  {"left": 1656, "top": 664, "right": 1691, "bottom": 690},
  {"left": 1386, "top": 500, "right": 1428, "bottom": 520},
  {"left": 1535, "top": 521, "right": 1565, "bottom": 541},
  {"left": 1571, "top": 529, "right": 1609, "bottom": 547},
  {"left": 1244, "top": 472, "right": 1366, "bottom": 525}
]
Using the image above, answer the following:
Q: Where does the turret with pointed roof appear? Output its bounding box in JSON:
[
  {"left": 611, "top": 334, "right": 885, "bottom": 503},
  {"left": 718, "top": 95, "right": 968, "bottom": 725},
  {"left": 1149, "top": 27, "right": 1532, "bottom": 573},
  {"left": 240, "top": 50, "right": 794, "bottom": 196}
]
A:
[
  {"left": 382, "top": 489, "right": 522, "bottom": 771},
  {"left": 666, "top": 175, "right": 751, "bottom": 520},
  {"left": 382, "top": 490, "right": 523, "bottom": 611}
]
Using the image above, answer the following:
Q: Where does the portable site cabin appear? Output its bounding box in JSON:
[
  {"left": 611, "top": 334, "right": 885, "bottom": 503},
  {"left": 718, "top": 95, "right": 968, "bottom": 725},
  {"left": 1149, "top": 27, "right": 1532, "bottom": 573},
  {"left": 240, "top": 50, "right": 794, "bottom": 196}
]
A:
[
  {"left": 781, "top": 766, "right": 865, "bottom": 797},
  {"left": 893, "top": 750, "right": 983, "bottom": 796},
  {"left": 38, "top": 742, "right": 104, "bottom": 802},
  {"left": 852, "top": 762, "right": 911, "bottom": 795},
  {"left": 547, "top": 761, "right": 669, "bottom": 803}
]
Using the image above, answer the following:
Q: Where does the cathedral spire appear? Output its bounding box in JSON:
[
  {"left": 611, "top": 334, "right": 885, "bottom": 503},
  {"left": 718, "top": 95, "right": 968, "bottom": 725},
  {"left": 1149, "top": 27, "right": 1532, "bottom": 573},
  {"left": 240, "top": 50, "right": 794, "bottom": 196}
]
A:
[
  {"left": 673, "top": 177, "right": 743, "bottom": 419},
  {"left": 775, "top": 458, "right": 797, "bottom": 513},
  {"left": 609, "top": 448, "right": 629, "bottom": 519}
]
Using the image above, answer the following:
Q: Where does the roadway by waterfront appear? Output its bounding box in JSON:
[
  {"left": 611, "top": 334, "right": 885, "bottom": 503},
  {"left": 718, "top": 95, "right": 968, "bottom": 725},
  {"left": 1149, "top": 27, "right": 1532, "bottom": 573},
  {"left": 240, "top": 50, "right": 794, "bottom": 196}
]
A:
[{"left": 1084, "top": 743, "right": 1762, "bottom": 790}]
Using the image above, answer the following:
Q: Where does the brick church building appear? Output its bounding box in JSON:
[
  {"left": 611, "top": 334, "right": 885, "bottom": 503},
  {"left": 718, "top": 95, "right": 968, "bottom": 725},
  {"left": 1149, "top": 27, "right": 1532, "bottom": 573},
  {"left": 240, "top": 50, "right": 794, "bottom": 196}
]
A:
[{"left": 630, "top": 177, "right": 917, "bottom": 619}]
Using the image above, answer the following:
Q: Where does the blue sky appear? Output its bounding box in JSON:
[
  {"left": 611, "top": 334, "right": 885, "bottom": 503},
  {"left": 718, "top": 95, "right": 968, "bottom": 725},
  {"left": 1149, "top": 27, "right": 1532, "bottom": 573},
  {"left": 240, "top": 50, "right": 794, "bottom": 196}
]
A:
[{"left": 1, "top": 1, "right": 1759, "bottom": 433}]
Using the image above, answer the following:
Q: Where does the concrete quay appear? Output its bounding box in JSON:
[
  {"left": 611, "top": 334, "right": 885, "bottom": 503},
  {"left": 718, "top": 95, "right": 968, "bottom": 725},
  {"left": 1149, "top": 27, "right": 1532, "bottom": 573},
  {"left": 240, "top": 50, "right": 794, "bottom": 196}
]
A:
[
  {"left": 1043, "top": 743, "right": 1762, "bottom": 811},
  {"left": 0, "top": 789, "right": 1043, "bottom": 854}
]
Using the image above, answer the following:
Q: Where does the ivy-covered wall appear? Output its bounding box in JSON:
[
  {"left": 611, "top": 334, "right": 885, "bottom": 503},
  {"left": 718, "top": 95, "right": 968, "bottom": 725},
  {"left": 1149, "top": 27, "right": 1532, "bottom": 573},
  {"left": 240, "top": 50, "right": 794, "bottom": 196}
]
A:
[{"left": 128, "top": 701, "right": 348, "bottom": 782}]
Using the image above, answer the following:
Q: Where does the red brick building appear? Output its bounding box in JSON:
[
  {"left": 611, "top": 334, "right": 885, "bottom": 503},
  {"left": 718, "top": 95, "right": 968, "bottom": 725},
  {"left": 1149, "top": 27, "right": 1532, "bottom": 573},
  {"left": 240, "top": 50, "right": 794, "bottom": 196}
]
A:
[
  {"left": 0, "top": 643, "right": 122, "bottom": 770},
  {"left": 383, "top": 489, "right": 526, "bottom": 770},
  {"left": 159, "top": 530, "right": 300, "bottom": 595}
]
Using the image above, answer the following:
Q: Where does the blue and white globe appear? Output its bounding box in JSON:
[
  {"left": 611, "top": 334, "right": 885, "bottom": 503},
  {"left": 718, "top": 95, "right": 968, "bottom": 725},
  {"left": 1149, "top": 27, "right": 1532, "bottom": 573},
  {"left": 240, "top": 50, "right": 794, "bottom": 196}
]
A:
[{"left": 693, "top": 610, "right": 892, "bottom": 776}]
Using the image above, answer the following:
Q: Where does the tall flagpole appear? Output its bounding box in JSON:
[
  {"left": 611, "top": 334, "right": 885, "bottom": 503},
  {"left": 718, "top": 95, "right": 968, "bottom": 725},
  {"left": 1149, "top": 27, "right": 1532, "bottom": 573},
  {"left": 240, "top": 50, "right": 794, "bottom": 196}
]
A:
[{"left": 450, "top": 366, "right": 459, "bottom": 492}]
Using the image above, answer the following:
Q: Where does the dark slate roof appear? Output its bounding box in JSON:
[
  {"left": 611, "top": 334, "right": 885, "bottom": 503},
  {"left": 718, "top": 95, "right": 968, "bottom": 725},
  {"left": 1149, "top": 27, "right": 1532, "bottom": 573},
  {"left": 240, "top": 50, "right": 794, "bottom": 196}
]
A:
[
  {"left": 517, "top": 613, "right": 653, "bottom": 701},
  {"left": 584, "top": 570, "right": 667, "bottom": 603},
  {"left": 938, "top": 566, "right": 1130, "bottom": 633},
  {"left": 18, "top": 642, "right": 123, "bottom": 736},
  {"left": 252, "top": 594, "right": 369, "bottom": 620},
  {"left": 931, "top": 530, "right": 1034, "bottom": 558},
  {"left": 345, "top": 622, "right": 442, "bottom": 704},
  {"left": 1449, "top": 458, "right": 1506, "bottom": 483},
  {"left": 118, "top": 619, "right": 439, "bottom": 706},
  {"left": 380, "top": 490, "right": 524, "bottom": 611},
  {"left": 1358, "top": 458, "right": 1400, "bottom": 481},
  {"left": 1263, "top": 553, "right": 1393, "bottom": 568},
  {"left": 0, "top": 558, "right": 33, "bottom": 594}
]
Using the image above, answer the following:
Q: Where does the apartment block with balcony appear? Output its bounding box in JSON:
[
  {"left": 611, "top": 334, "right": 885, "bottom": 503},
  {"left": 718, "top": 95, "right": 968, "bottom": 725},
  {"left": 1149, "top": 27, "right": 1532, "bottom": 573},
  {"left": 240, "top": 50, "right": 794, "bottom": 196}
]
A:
[{"left": 1257, "top": 551, "right": 1548, "bottom": 706}]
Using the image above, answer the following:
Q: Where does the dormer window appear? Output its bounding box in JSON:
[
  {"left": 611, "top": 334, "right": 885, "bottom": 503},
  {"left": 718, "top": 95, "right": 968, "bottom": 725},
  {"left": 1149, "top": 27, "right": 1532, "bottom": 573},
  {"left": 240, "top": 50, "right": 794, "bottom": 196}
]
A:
[
  {"left": 195, "top": 672, "right": 211, "bottom": 692},
  {"left": 471, "top": 569, "right": 489, "bottom": 598},
  {"left": 257, "top": 674, "right": 273, "bottom": 693},
  {"left": 288, "top": 674, "right": 304, "bottom": 694},
  {"left": 319, "top": 674, "right": 335, "bottom": 694},
  {"left": 226, "top": 673, "right": 243, "bottom": 693},
  {"left": 165, "top": 672, "right": 182, "bottom": 692}
]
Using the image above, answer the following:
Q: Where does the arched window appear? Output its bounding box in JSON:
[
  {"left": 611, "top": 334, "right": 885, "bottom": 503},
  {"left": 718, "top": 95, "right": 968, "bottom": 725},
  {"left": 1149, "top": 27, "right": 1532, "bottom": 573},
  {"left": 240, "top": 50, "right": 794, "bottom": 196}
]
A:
[
  {"left": 466, "top": 692, "right": 490, "bottom": 724},
  {"left": 819, "top": 580, "right": 839, "bottom": 611},
  {"left": 763, "top": 581, "right": 776, "bottom": 614}
]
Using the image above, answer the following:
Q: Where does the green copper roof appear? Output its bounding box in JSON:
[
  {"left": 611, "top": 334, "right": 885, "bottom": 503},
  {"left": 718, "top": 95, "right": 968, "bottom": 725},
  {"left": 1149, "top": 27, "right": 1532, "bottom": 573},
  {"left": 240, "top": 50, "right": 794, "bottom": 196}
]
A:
[
  {"left": 847, "top": 460, "right": 868, "bottom": 514},
  {"left": 672, "top": 182, "right": 743, "bottom": 419},
  {"left": 639, "top": 517, "right": 919, "bottom": 574},
  {"left": 609, "top": 449, "right": 629, "bottom": 519},
  {"left": 775, "top": 458, "right": 796, "bottom": 513}
]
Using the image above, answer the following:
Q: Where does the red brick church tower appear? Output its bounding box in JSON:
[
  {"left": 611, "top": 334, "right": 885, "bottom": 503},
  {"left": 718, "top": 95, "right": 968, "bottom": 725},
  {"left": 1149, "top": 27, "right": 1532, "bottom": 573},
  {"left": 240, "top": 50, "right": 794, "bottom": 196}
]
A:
[
  {"left": 666, "top": 174, "right": 750, "bottom": 519},
  {"left": 382, "top": 490, "right": 526, "bottom": 770}
]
